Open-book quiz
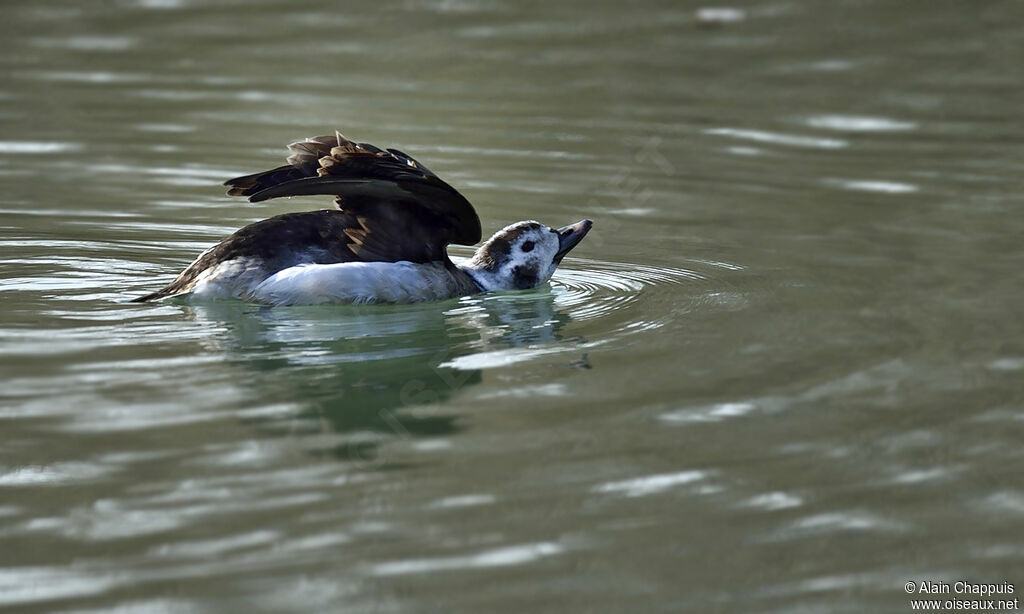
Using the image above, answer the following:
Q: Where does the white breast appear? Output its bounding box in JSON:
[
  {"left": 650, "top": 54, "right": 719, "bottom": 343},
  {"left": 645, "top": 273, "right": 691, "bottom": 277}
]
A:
[{"left": 250, "top": 261, "right": 464, "bottom": 306}]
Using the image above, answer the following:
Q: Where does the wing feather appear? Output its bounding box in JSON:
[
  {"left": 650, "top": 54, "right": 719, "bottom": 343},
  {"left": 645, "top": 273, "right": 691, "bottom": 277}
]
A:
[{"left": 222, "top": 132, "right": 481, "bottom": 262}]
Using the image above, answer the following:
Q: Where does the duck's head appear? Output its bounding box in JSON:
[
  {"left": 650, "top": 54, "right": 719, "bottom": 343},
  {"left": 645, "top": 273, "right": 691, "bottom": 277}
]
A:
[{"left": 463, "top": 219, "right": 593, "bottom": 291}]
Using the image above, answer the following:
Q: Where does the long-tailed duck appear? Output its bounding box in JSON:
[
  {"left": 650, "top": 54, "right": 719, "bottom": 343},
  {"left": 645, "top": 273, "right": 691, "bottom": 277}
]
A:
[{"left": 132, "top": 132, "right": 592, "bottom": 305}]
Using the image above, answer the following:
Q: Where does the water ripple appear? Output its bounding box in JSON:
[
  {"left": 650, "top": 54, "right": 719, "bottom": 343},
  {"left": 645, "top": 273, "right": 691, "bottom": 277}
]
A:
[
  {"left": 0, "top": 141, "right": 83, "bottom": 154},
  {"left": 443, "top": 256, "right": 745, "bottom": 369},
  {"left": 369, "top": 542, "right": 564, "bottom": 576},
  {"left": 705, "top": 127, "right": 848, "bottom": 149},
  {"left": 551, "top": 257, "right": 739, "bottom": 327},
  {"left": 825, "top": 178, "right": 919, "bottom": 194},
  {"left": 594, "top": 471, "right": 708, "bottom": 497},
  {"left": 804, "top": 114, "right": 917, "bottom": 132}
]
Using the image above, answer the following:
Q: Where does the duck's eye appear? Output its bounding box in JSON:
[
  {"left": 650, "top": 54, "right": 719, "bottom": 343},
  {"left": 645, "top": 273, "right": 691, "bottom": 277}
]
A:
[{"left": 521, "top": 241, "right": 535, "bottom": 253}]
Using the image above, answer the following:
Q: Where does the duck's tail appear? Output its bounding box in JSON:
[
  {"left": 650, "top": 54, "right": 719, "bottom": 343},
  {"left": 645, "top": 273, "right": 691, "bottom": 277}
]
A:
[{"left": 129, "top": 288, "right": 174, "bottom": 303}]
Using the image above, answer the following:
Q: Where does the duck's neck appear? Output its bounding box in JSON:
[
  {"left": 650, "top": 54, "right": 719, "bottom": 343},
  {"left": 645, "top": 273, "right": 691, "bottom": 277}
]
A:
[{"left": 457, "top": 262, "right": 498, "bottom": 292}]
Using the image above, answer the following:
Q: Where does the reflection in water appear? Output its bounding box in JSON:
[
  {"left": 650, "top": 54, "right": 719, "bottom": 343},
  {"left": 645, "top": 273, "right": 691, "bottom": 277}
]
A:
[
  {"left": 181, "top": 289, "right": 572, "bottom": 460},
  {"left": 171, "top": 256, "right": 713, "bottom": 461}
]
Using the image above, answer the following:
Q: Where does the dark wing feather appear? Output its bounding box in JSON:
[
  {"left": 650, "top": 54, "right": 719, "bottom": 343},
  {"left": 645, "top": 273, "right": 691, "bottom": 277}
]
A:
[
  {"left": 131, "top": 209, "right": 363, "bottom": 302},
  {"left": 333, "top": 196, "right": 466, "bottom": 263},
  {"left": 225, "top": 165, "right": 307, "bottom": 197},
  {"left": 222, "top": 133, "right": 481, "bottom": 262}
]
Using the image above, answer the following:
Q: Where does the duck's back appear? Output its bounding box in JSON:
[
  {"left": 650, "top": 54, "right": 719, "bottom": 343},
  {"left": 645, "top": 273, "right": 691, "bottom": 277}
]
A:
[
  {"left": 133, "top": 210, "right": 363, "bottom": 302},
  {"left": 134, "top": 209, "right": 480, "bottom": 304}
]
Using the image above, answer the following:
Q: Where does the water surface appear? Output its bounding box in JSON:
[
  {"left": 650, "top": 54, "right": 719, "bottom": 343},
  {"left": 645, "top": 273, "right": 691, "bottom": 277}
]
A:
[{"left": 2, "top": 1, "right": 1024, "bottom": 612}]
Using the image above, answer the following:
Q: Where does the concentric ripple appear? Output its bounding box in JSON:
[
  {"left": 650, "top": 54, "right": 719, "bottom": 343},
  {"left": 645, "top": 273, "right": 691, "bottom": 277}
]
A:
[{"left": 547, "top": 256, "right": 749, "bottom": 334}]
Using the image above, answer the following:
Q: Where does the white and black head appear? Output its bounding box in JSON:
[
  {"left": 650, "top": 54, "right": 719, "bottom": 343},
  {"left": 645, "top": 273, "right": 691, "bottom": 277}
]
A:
[{"left": 464, "top": 219, "right": 592, "bottom": 292}]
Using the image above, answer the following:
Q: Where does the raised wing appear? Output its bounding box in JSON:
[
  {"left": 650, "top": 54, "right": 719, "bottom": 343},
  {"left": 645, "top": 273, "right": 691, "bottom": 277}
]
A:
[{"left": 223, "top": 133, "right": 481, "bottom": 263}]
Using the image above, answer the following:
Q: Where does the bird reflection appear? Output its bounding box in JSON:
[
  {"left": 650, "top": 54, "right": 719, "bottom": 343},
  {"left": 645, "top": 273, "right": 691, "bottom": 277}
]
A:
[{"left": 179, "top": 288, "right": 570, "bottom": 461}]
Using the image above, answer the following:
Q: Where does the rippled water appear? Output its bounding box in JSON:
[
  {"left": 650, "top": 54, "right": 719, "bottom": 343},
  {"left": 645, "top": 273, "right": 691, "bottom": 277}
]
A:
[{"left": 3, "top": 0, "right": 1024, "bottom": 612}]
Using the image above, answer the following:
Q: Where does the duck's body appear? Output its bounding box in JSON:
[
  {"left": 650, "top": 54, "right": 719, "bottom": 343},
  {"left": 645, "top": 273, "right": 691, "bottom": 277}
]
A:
[
  {"left": 253, "top": 260, "right": 478, "bottom": 305},
  {"left": 138, "top": 209, "right": 483, "bottom": 305},
  {"left": 132, "top": 132, "right": 591, "bottom": 305}
]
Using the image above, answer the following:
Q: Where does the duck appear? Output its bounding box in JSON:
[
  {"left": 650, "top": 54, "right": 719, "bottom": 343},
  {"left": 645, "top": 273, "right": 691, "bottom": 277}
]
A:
[{"left": 131, "top": 132, "right": 592, "bottom": 305}]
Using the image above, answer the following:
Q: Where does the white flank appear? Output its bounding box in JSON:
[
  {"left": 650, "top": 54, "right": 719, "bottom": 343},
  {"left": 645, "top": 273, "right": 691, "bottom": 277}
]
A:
[
  {"left": 188, "top": 257, "right": 267, "bottom": 300},
  {"left": 252, "top": 261, "right": 462, "bottom": 305}
]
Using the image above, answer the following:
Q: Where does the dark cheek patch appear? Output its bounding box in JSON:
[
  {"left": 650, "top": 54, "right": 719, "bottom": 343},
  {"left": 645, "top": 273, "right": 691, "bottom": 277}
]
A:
[
  {"left": 488, "top": 238, "right": 511, "bottom": 269},
  {"left": 512, "top": 265, "right": 538, "bottom": 289}
]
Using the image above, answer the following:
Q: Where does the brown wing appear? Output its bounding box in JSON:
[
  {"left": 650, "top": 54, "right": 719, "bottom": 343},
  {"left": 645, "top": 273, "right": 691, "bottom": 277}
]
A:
[{"left": 223, "top": 133, "right": 481, "bottom": 263}]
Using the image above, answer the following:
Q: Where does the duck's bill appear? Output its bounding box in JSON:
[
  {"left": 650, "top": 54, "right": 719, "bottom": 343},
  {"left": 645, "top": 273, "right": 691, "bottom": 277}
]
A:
[{"left": 554, "top": 219, "right": 593, "bottom": 262}]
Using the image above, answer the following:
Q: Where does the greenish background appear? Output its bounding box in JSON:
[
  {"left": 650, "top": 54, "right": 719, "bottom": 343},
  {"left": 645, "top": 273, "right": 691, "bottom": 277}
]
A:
[{"left": 2, "top": 1, "right": 1023, "bottom": 612}]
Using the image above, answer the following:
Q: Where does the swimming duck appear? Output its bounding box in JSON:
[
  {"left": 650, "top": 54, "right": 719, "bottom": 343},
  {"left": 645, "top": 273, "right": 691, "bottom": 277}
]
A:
[{"left": 131, "top": 132, "right": 592, "bottom": 305}]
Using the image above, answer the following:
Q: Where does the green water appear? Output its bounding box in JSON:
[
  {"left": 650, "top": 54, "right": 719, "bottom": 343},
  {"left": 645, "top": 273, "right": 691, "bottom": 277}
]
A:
[{"left": 2, "top": 1, "right": 1024, "bottom": 612}]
